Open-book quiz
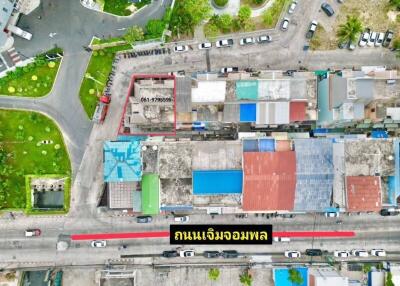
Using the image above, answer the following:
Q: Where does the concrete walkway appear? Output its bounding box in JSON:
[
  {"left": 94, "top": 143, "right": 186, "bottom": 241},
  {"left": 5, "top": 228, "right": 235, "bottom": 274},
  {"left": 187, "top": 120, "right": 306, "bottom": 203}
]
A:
[
  {"left": 211, "top": 0, "right": 240, "bottom": 16},
  {"left": 251, "top": 0, "right": 277, "bottom": 17}
]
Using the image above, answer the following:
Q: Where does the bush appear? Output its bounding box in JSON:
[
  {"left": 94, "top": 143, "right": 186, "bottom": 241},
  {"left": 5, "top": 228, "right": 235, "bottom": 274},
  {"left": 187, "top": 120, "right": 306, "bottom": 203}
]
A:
[
  {"left": 145, "top": 19, "right": 165, "bottom": 38},
  {"left": 253, "top": 0, "right": 265, "bottom": 4},
  {"left": 205, "top": 23, "right": 220, "bottom": 38},
  {"left": 92, "top": 51, "right": 98, "bottom": 56},
  {"left": 214, "top": 0, "right": 229, "bottom": 7},
  {"left": 217, "top": 13, "right": 233, "bottom": 32}
]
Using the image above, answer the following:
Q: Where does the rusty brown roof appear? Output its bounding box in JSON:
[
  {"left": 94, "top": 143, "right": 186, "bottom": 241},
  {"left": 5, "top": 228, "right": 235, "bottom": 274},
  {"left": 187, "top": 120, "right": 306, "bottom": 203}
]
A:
[{"left": 346, "top": 176, "right": 382, "bottom": 212}]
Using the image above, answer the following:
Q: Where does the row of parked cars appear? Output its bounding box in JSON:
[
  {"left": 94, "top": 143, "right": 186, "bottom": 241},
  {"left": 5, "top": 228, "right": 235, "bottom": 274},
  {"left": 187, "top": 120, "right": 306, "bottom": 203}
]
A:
[
  {"left": 163, "top": 249, "right": 239, "bottom": 258},
  {"left": 285, "top": 248, "right": 386, "bottom": 258},
  {"left": 358, "top": 29, "right": 394, "bottom": 48}
]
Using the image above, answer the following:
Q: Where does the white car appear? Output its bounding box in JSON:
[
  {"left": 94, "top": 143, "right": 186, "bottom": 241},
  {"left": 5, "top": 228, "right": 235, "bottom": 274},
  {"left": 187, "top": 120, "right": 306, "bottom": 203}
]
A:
[
  {"left": 375, "top": 32, "right": 385, "bottom": 47},
  {"left": 284, "top": 251, "right": 301, "bottom": 258},
  {"left": 221, "top": 67, "right": 239, "bottom": 73},
  {"left": 240, "top": 37, "right": 255, "bottom": 45},
  {"left": 281, "top": 18, "right": 290, "bottom": 31},
  {"left": 174, "top": 45, "right": 189, "bottom": 53},
  {"left": 325, "top": 211, "right": 339, "bottom": 218},
  {"left": 371, "top": 249, "right": 386, "bottom": 256},
  {"left": 91, "top": 240, "right": 106, "bottom": 248},
  {"left": 216, "top": 39, "right": 234, "bottom": 48},
  {"left": 174, "top": 216, "right": 189, "bottom": 222},
  {"left": 257, "top": 35, "right": 272, "bottom": 43},
  {"left": 334, "top": 250, "right": 350, "bottom": 258},
  {"left": 367, "top": 32, "right": 377, "bottom": 47},
  {"left": 359, "top": 32, "right": 369, "bottom": 47},
  {"left": 180, "top": 250, "right": 195, "bottom": 257},
  {"left": 288, "top": 0, "right": 298, "bottom": 14},
  {"left": 198, "top": 42, "right": 212, "bottom": 50},
  {"left": 352, "top": 249, "right": 369, "bottom": 257},
  {"left": 274, "top": 237, "right": 291, "bottom": 242}
]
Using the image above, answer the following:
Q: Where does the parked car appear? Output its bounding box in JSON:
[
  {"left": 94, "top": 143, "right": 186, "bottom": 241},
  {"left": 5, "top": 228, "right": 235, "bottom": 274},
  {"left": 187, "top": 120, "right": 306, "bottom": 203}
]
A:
[
  {"left": 305, "top": 249, "right": 323, "bottom": 256},
  {"left": 321, "top": 3, "right": 335, "bottom": 16},
  {"left": 368, "top": 32, "right": 377, "bottom": 47},
  {"left": 274, "top": 237, "right": 291, "bottom": 242},
  {"left": 334, "top": 250, "right": 350, "bottom": 258},
  {"left": 325, "top": 211, "right": 339, "bottom": 218},
  {"left": 162, "top": 250, "right": 178, "bottom": 258},
  {"left": 221, "top": 250, "right": 239, "bottom": 258},
  {"left": 383, "top": 30, "right": 394, "bottom": 47},
  {"left": 375, "top": 32, "right": 385, "bottom": 47},
  {"left": 203, "top": 251, "right": 220, "bottom": 258},
  {"left": 179, "top": 250, "right": 195, "bottom": 257},
  {"left": 284, "top": 251, "right": 301, "bottom": 258},
  {"left": 198, "top": 42, "right": 212, "bottom": 50},
  {"left": 281, "top": 213, "right": 296, "bottom": 218},
  {"left": 281, "top": 18, "right": 290, "bottom": 31},
  {"left": 173, "top": 45, "right": 189, "bottom": 53},
  {"left": 240, "top": 37, "right": 255, "bottom": 45},
  {"left": 380, "top": 208, "right": 399, "bottom": 216},
  {"left": 306, "top": 21, "right": 318, "bottom": 39},
  {"left": 371, "top": 249, "right": 386, "bottom": 257},
  {"left": 91, "top": 240, "right": 106, "bottom": 248},
  {"left": 257, "top": 35, "right": 272, "bottom": 43},
  {"left": 288, "top": 0, "right": 298, "bottom": 14},
  {"left": 216, "top": 39, "right": 234, "bottom": 48},
  {"left": 174, "top": 216, "right": 190, "bottom": 222},
  {"left": 351, "top": 249, "right": 369, "bottom": 257},
  {"left": 25, "top": 229, "right": 41, "bottom": 237},
  {"left": 136, "top": 216, "right": 153, "bottom": 223},
  {"left": 359, "top": 31, "right": 369, "bottom": 47},
  {"left": 348, "top": 41, "right": 356, "bottom": 50},
  {"left": 221, "top": 67, "right": 239, "bottom": 73}
]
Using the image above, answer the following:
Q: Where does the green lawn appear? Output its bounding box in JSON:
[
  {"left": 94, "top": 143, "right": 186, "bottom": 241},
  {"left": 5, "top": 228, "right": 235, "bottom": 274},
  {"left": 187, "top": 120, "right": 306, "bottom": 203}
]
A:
[
  {"left": 0, "top": 109, "right": 71, "bottom": 210},
  {"left": 0, "top": 58, "right": 61, "bottom": 97},
  {"left": 104, "top": 0, "right": 151, "bottom": 16},
  {"left": 79, "top": 44, "right": 132, "bottom": 119}
]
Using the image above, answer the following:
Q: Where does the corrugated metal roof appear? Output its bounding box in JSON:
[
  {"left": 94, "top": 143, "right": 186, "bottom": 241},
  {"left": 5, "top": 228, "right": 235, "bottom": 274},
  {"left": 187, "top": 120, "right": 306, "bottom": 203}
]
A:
[
  {"left": 290, "top": 102, "right": 307, "bottom": 122},
  {"left": 240, "top": 103, "right": 257, "bottom": 122},
  {"left": 193, "top": 170, "right": 243, "bottom": 195},
  {"left": 256, "top": 102, "right": 290, "bottom": 125},
  {"left": 346, "top": 176, "right": 381, "bottom": 212},
  {"left": 141, "top": 174, "right": 160, "bottom": 214},
  {"left": 103, "top": 141, "right": 142, "bottom": 182},
  {"left": 243, "top": 152, "right": 296, "bottom": 211},
  {"left": 236, "top": 80, "right": 258, "bottom": 100},
  {"left": 275, "top": 140, "right": 292, "bottom": 151}
]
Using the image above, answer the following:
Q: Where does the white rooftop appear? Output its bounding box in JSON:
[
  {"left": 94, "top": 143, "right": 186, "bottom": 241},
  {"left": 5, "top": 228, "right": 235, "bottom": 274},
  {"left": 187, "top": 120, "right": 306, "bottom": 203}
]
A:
[{"left": 191, "top": 81, "right": 226, "bottom": 103}]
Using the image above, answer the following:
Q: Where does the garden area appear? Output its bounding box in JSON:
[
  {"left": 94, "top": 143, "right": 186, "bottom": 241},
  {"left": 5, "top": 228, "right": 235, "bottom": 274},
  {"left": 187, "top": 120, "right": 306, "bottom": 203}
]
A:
[
  {"left": 241, "top": 0, "right": 268, "bottom": 9},
  {"left": 0, "top": 48, "right": 62, "bottom": 97},
  {"left": 0, "top": 109, "right": 71, "bottom": 211},
  {"left": 102, "top": 0, "right": 151, "bottom": 16}
]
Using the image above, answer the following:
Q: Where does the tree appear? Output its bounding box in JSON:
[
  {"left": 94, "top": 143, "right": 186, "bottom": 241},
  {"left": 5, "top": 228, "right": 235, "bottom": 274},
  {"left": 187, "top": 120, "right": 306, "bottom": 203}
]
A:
[
  {"left": 205, "top": 23, "right": 220, "bottom": 38},
  {"left": 363, "top": 264, "right": 372, "bottom": 273},
  {"left": 288, "top": 269, "right": 304, "bottom": 286},
  {"left": 145, "top": 19, "right": 165, "bottom": 38},
  {"left": 218, "top": 14, "right": 233, "bottom": 32},
  {"left": 208, "top": 268, "right": 220, "bottom": 281},
  {"left": 389, "top": 0, "right": 400, "bottom": 10},
  {"left": 336, "top": 15, "right": 363, "bottom": 45},
  {"left": 238, "top": 5, "right": 252, "bottom": 27},
  {"left": 239, "top": 271, "right": 253, "bottom": 286},
  {"left": 123, "top": 26, "right": 144, "bottom": 44},
  {"left": 386, "top": 272, "right": 395, "bottom": 286},
  {"left": 253, "top": 0, "right": 264, "bottom": 4}
]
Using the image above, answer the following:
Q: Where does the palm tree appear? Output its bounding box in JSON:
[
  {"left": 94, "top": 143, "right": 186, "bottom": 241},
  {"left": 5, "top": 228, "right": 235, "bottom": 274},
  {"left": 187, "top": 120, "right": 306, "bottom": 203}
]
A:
[
  {"left": 239, "top": 271, "right": 253, "bottom": 286},
  {"left": 208, "top": 268, "right": 220, "bottom": 281},
  {"left": 288, "top": 268, "right": 304, "bottom": 286},
  {"left": 337, "top": 15, "right": 363, "bottom": 45}
]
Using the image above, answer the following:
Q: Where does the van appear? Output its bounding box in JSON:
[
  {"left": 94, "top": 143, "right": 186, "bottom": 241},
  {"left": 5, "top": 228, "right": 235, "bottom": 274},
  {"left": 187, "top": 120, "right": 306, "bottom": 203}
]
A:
[
  {"left": 7, "top": 25, "right": 32, "bottom": 40},
  {"left": 274, "top": 237, "right": 291, "bottom": 242}
]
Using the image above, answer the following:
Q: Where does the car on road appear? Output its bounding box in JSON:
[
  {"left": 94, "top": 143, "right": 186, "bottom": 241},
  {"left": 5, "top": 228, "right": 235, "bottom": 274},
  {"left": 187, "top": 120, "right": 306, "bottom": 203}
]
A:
[
  {"left": 375, "top": 32, "right": 385, "bottom": 47},
  {"left": 174, "top": 216, "right": 190, "bottom": 222},
  {"left": 203, "top": 251, "right": 220, "bottom": 258},
  {"left": 221, "top": 67, "right": 239, "bottom": 73},
  {"left": 306, "top": 21, "right": 318, "bottom": 39},
  {"left": 371, "top": 249, "right": 386, "bottom": 256},
  {"left": 380, "top": 208, "right": 399, "bottom": 216},
  {"left": 216, "top": 39, "right": 234, "bottom": 48},
  {"left": 305, "top": 249, "right": 323, "bottom": 256},
  {"left": 136, "top": 216, "right": 153, "bottom": 223},
  {"left": 321, "top": 3, "right": 334, "bottom": 16},
  {"left": 383, "top": 30, "right": 394, "bottom": 47},
  {"left": 162, "top": 250, "right": 178, "bottom": 258},
  {"left": 325, "top": 211, "right": 339, "bottom": 218},
  {"left": 284, "top": 251, "right": 301, "bottom": 258},
  {"left": 198, "top": 42, "right": 212, "bottom": 50},
  {"left": 240, "top": 37, "right": 256, "bottom": 45},
  {"left": 368, "top": 32, "right": 377, "bottom": 47},
  {"left": 281, "top": 18, "right": 290, "bottom": 31},
  {"left": 288, "top": 0, "right": 298, "bottom": 14},
  {"left": 351, "top": 249, "right": 369, "bottom": 257},
  {"left": 359, "top": 30, "right": 370, "bottom": 47},
  {"left": 274, "top": 237, "right": 291, "bottom": 242},
  {"left": 25, "top": 229, "right": 41, "bottom": 237},
  {"left": 91, "top": 240, "right": 106, "bottom": 248},
  {"left": 221, "top": 250, "right": 239, "bottom": 258},
  {"left": 257, "top": 35, "right": 272, "bottom": 43},
  {"left": 180, "top": 249, "right": 195, "bottom": 257},
  {"left": 334, "top": 250, "right": 350, "bottom": 258},
  {"left": 173, "top": 45, "right": 189, "bottom": 53}
]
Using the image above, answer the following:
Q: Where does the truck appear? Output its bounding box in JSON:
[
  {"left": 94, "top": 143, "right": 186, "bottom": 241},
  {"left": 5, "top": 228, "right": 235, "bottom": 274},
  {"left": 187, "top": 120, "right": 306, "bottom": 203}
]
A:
[
  {"left": 6, "top": 25, "right": 32, "bottom": 40},
  {"left": 92, "top": 95, "right": 111, "bottom": 124},
  {"left": 306, "top": 21, "right": 318, "bottom": 39}
]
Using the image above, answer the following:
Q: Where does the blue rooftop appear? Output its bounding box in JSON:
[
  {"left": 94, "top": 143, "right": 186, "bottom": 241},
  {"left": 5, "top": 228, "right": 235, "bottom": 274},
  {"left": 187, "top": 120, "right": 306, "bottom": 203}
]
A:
[
  {"left": 273, "top": 267, "right": 308, "bottom": 286},
  {"left": 240, "top": 103, "right": 257, "bottom": 122},
  {"left": 103, "top": 141, "right": 142, "bottom": 182},
  {"left": 193, "top": 170, "right": 243, "bottom": 195}
]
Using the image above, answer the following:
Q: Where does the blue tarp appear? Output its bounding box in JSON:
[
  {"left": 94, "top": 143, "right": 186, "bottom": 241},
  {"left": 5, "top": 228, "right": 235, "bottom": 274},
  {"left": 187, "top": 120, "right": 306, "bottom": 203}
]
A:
[
  {"left": 240, "top": 104, "right": 257, "bottom": 122},
  {"left": 388, "top": 176, "right": 395, "bottom": 205},
  {"left": 372, "top": 130, "right": 388, "bottom": 138},
  {"left": 274, "top": 268, "right": 308, "bottom": 286},
  {"left": 259, "top": 138, "right": 275, "bottom": 152},
  {"left": 193, "top": 170, "right": 243, "bottom": 195}
]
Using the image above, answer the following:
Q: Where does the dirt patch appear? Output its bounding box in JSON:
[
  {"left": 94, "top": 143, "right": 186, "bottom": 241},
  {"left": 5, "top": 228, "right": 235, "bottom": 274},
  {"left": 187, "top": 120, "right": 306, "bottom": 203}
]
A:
[
  {"left": 313, "top": 0, "right": 400, "bottom": 50},
  {"left": 241, "top": 0, "right": 269, "bottom": 9}
]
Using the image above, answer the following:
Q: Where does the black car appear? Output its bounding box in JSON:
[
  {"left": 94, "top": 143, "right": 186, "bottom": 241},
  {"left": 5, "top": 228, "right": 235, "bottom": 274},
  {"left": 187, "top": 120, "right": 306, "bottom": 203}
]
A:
[
  {"left": 305, "top": 249, "right": 323, "bottom": 256},
  {"left": 221, "top": 250, "right": 239, "bottom": 258},
  {"left": 321, "top": 3, "right": 334, "bottom": 16},
  {"left": 203, "top": 251, "right": 220, "bottom": 258},
  {"left": 380, "top": 208, "right": 399, "bottom": 216},
  {"left": 162, "top": 250, "right": 178, "bottom": 258},
  {"left": 383, "top": 30, "right": 394, "bottom": 47},
  {"left": 136, "top": 216, "right": 153, "bottom": 223}
]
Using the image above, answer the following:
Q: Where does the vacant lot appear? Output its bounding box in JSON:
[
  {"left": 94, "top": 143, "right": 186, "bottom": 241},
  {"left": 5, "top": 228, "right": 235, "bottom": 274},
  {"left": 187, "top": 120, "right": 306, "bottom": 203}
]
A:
[{"left": 311, "top": 0, "right": 400, "bottom": 50}]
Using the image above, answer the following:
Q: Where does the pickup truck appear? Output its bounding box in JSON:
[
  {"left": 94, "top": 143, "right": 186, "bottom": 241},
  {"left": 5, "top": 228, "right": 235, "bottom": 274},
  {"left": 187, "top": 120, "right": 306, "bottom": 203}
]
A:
[{"left": 306, "top": 21, "right": 318, "bottom": 39}]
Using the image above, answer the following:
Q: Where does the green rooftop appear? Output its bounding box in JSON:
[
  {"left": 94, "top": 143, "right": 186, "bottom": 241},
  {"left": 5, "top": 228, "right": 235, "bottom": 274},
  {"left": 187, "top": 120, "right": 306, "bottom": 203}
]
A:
[{"left": 141, "top": 174, "right": 160, "bottom": 215}]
